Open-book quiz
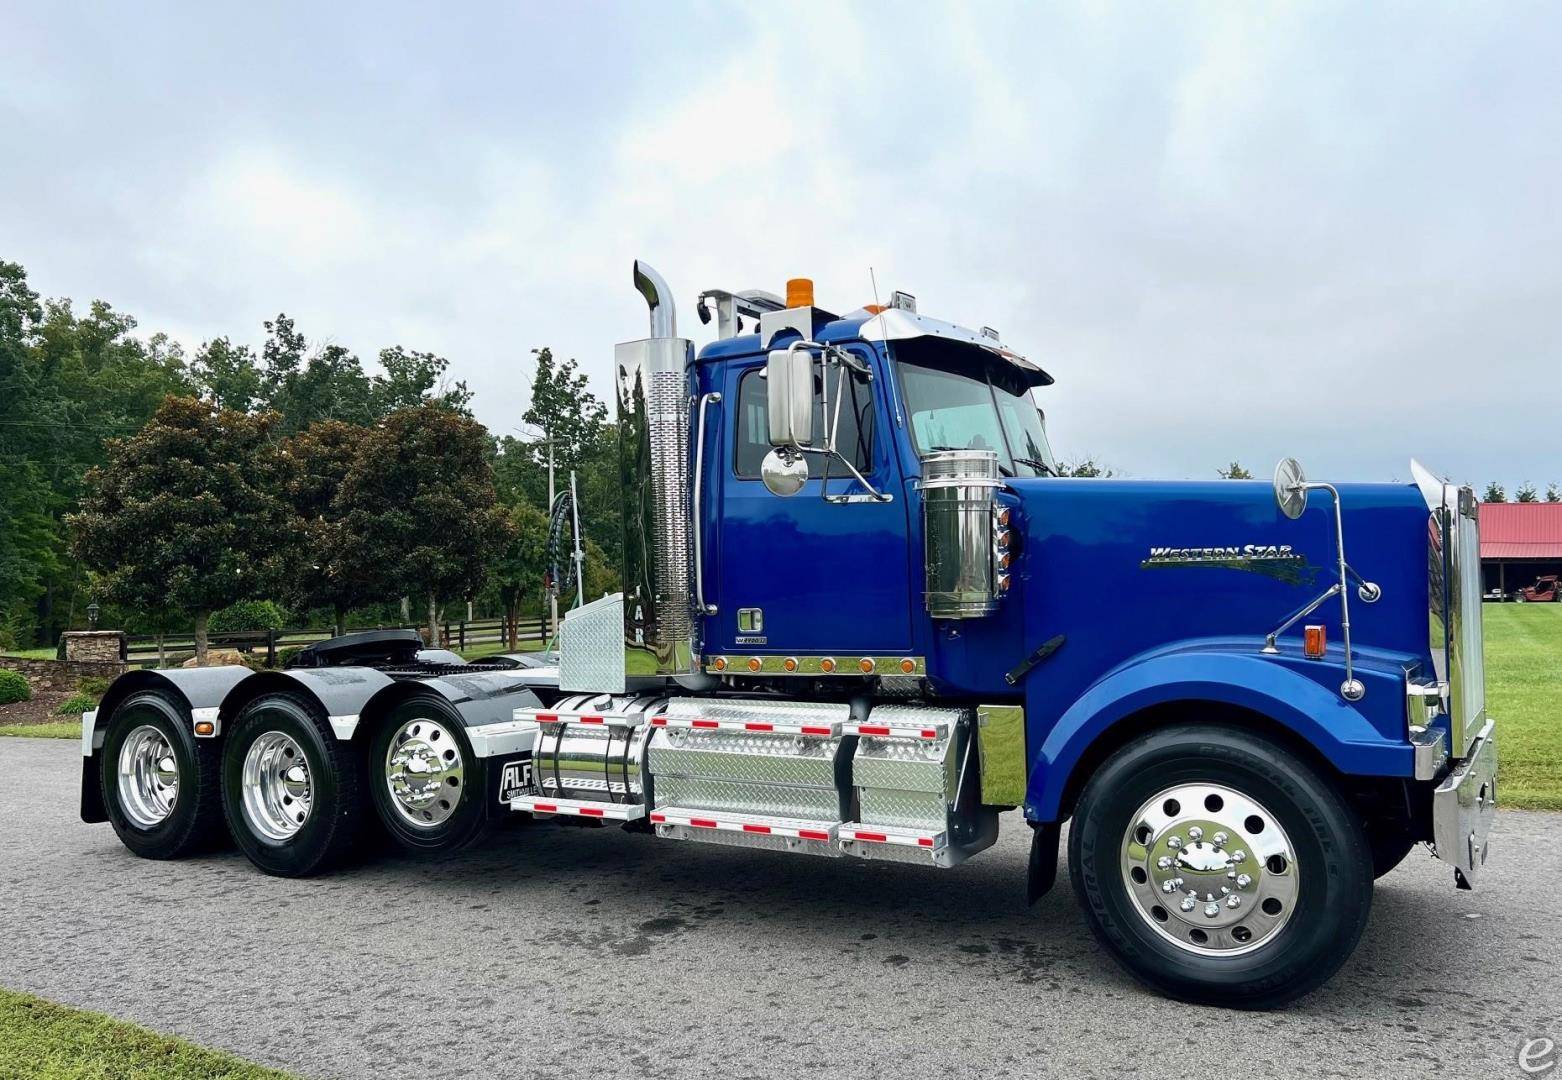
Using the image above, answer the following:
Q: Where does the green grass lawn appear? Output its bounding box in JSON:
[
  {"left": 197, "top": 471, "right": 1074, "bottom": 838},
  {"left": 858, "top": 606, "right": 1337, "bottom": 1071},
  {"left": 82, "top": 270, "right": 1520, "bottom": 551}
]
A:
[
  {"left": 459, "top": 636, "right": 551, "bottom": 661},
  {"left": 0, "top": 988, "right": 296, "bottom": 1079},
  {"left": 1, "top": 647, "right": 57, "bottom": 660},
  {"left": 0, "top": 721, "right": 78, "bottom": 739},
  {"left": 1483, "top": 603, "right": 1562, "bottom": 810}
]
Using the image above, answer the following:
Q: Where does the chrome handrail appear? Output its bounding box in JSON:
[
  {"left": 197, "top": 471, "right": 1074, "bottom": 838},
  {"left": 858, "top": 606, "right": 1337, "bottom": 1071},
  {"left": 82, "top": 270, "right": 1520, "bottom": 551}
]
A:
[{"left": 692, "top": 391, "right": 721, "bottom": 615}]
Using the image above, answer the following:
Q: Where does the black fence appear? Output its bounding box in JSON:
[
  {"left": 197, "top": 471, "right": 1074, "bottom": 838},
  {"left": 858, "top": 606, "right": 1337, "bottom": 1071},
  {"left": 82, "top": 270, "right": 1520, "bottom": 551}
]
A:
[{"left": 123, "top": 615, "right": 551, "bottom": 668}]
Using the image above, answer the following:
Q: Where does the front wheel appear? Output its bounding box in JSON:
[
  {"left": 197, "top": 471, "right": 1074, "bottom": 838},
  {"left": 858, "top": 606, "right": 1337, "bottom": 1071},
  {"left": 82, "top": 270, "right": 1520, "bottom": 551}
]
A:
[{"left": 1068, "top": 724, "right": 1373, "bottom": 1009}]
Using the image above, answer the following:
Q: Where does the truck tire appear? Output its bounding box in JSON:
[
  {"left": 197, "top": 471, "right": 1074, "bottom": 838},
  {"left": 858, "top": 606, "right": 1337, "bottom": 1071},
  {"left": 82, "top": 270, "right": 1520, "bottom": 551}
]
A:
[
  {"left": 99, "top": 691, "right": 225, "bottom": 859},
  {"left": 366, "top": 696, "right": 488, "bottom": 854},
  {"left": 221, "top": 692, "right": 364, "bottom": 877},
  {"left": 1068, "top": 723, "right": 1373, "bottom": 1009}
]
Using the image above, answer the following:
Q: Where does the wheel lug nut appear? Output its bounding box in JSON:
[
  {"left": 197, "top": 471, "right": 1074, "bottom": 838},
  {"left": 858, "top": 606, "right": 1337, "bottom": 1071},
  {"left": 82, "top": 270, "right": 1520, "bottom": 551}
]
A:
[
  {"left": 1167, "top": 836, "right": 1183, "bottom": 850},
  {"left": 1162, "top": 880, "right": 1176, "bottom": 894},
  {"left": 1204, "top": 903, "right": 1220, "bottom": 918},
  {"left": 1156, "top": 856, "right": 1173, "bottom": 870},
  {"left": 1227, "top": 896, "right": 1242, "bottom": 909},
  {"left": 1213, "top": 831, "right": 1229, "bottom": 845},
  {"left": 1181, "top": 898, "right": 1197, "bottom": 912},
  {"left": 1237, "top": 873, "right": 1252, "bottom": 889},
  {"left": 1187, "top": 826, "right": 1203, "bottom": 841},
  {"left": 1231, "top": 850, "right": 1247, "bottom": 863}
]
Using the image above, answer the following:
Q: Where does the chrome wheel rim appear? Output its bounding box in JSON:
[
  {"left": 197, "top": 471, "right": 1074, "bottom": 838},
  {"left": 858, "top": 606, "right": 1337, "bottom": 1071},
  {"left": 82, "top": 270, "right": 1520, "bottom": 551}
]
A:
[
  {"left": 241, "top": 732, "right": 313, "bottom": 841},
  {"left": 117, "top": 725, "right": 179, "bottom": 828},
  {"left": 1120, "top": 782, "right": 1299, "bottom": 956},
  {"left": 385, "top": 716, "right": 464, "bottom": 828}
]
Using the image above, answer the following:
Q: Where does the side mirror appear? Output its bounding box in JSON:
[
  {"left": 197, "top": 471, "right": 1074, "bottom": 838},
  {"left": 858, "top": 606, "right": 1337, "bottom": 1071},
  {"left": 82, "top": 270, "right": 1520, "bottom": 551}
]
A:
[
  {"left": 1273, "top": 457, "right": 1308, "bottom": 519},
  {"left": 766, "top": 348, "right": 813, "bottom": 448}
]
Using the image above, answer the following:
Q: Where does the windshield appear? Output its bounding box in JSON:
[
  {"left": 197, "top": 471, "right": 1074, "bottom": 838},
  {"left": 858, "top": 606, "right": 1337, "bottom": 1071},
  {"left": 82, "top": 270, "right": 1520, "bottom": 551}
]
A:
[{"left": 897, "top": 352, "right": 1056, "bottom": 478}]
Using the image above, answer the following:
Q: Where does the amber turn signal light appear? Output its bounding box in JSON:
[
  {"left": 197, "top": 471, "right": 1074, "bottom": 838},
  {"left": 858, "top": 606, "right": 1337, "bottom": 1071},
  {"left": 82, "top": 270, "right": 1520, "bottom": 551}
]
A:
[
  {"left": 1303, "top": 625, "right": 1326, "bottom": 659},
  {"left": 194, "top": 721, "right": 215, "bottom": 736}
]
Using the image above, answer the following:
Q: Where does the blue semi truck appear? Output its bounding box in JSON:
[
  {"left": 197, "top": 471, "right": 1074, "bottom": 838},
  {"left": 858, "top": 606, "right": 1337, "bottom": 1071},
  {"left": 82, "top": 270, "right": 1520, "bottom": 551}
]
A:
[{"left": 80, "top": 262, "right": 1497, "bottom": 1007}]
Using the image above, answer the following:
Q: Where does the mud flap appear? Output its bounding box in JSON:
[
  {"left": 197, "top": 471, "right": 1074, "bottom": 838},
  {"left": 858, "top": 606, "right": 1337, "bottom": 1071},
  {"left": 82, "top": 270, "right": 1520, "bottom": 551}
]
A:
[{"left": 1026, "top": 820, "right": 1061, "bottom": 905}]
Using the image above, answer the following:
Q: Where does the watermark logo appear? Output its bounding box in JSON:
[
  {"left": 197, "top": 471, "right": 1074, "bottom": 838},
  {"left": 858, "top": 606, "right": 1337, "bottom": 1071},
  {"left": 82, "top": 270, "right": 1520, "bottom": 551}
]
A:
[{"left": 1519, "top": 1037, "right": 1557, "bottom": 1076}]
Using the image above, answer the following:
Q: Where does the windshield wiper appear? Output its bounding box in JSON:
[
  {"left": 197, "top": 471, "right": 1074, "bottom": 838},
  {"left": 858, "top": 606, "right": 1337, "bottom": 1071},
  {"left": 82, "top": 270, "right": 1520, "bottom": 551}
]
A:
[{"left": 1013, "top": 456, "right": 1056, "bottom": 476}]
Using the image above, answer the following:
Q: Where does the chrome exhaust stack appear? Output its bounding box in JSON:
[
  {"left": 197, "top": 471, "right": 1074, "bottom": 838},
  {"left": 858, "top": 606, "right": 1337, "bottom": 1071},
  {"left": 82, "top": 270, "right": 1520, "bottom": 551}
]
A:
[{"left": 615, "top": 261, "right": 697, "bottom": 678}]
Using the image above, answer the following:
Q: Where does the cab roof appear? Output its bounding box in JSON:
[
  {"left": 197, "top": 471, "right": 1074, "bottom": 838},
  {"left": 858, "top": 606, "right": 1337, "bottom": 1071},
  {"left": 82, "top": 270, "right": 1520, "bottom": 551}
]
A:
[{"left": 696, "top": 307, "right": 1054, "bottom": 388}]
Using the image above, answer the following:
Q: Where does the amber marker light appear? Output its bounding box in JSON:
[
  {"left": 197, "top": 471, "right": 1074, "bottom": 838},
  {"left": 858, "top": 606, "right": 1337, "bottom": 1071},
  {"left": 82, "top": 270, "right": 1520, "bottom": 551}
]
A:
[
  {"left": 1304, "top": 625, "right": 1327, "bottom": 659},
  {"left": 783, "top": 657, "right": 799, "bottom": 672},
  {"left": 995, "top": 506, "right": 1012, "bottom": 527},
  {"left": 859, "top": 657, "right": 876, "bottom": 674},
  {"left": 712, "top": 657, "right": 727, "bottom": 672},
  {"left": 899, "top": 659, "right": 916, "bottom": 674},
  {"left": 194, "top": 721, "right": 215, "bottom": 736},
  {"left": 820, "top": 657, "right": 837, "bottom": 673},
  {"left": 747, "top": 657, "right": 763, "bottom": 672}
]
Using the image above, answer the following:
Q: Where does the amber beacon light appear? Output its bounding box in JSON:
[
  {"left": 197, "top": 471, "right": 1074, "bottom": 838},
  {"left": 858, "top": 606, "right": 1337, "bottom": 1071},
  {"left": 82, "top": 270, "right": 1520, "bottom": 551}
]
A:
[{"left": 786, "top": 277, "right": 815, "bottom": 308}]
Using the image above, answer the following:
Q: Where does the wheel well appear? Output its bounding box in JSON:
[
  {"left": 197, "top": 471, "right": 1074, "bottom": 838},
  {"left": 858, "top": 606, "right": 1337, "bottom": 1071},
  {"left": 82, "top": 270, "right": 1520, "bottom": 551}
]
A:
[
  {"left": 216, "top": 672, "right": 317, "bottom": 735},
  {"left": 1055, "top": 699, "right": 1380, "bottom": 825}
]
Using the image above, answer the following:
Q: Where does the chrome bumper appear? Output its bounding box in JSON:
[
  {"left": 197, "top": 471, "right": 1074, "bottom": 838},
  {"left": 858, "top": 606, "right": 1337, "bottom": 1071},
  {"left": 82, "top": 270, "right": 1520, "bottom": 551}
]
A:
[{"left": 1432, "top": 718, "right": 1496, "bottom": 885}]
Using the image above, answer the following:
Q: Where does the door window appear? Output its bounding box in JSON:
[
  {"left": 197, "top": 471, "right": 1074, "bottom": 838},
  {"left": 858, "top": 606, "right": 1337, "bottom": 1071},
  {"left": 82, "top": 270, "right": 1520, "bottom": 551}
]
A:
[{"left": 733, "top": 365, "right": 874, "bottom": 479}]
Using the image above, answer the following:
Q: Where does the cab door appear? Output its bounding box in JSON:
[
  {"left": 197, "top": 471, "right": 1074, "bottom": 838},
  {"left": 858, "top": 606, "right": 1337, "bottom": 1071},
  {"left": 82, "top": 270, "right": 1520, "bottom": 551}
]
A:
[{"left": 706, "top": 349, "right": 913, "bottom": 658}]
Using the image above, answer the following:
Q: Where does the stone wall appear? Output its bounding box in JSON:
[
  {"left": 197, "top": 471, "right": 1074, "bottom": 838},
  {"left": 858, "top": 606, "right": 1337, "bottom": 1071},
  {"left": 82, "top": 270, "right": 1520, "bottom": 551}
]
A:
[
  {"left": 0, "top": 655, "right": 129, "bottom": 691},
  {"left": 63, "top": 631, "right": 125, "bottom": 663}
]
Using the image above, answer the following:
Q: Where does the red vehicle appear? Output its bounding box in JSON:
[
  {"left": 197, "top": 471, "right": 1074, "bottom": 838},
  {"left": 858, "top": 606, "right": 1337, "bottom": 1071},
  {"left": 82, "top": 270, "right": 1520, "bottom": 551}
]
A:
[{"left": 1515, "top": 574, "right": 1561, "bottom": 602}]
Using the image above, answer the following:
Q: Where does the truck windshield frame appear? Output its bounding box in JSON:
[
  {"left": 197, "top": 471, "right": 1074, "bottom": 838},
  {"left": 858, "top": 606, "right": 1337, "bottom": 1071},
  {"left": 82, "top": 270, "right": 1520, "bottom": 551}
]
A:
[{"left": 892, "top": 343, "right": 1056, "bottom": 478}]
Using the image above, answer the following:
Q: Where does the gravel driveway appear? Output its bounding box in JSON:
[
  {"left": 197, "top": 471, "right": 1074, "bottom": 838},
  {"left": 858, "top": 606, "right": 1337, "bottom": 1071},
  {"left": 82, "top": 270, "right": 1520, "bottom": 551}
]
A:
[{"left": 1, "top": 736, "right": 1556, "bottom": 1079}]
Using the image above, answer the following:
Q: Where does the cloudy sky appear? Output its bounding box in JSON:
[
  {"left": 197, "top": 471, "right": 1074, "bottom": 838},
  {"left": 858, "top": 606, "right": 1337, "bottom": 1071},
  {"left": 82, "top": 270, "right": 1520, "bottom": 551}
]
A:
[{"left": 3, "top": 3, "right": 1558, "bottom": 490}]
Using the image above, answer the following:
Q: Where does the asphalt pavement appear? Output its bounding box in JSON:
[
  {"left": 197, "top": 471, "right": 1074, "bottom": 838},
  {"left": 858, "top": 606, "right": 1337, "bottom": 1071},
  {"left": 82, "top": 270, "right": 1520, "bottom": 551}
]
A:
[{"left": 1, "top": 735, "right": 1556, "bottom": 1079}]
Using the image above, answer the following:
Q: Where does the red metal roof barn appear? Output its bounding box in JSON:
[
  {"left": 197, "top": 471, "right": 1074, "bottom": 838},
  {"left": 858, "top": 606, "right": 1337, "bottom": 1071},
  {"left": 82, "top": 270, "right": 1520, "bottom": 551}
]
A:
[{"left": 1480, "top": 502, "right": 1562, "bottom": 598}]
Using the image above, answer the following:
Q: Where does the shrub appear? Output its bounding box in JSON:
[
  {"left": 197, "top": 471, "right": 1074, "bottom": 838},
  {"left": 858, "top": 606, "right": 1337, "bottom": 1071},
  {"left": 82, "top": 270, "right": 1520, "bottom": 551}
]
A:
[
  {"left": 0, "top": 670, "right": 31, "bottom": 706},
  {"left": 274, "top": 645, "right": 305, "bottom": 669},
  {"left": 208, "top": 600, "right": 287, "bottom": 634},
  {"left": 55, "top": 691, "right": 99, "bottom": 715},
  {"left": 77, "top": 676, "right": 113, "bottom": 696}
]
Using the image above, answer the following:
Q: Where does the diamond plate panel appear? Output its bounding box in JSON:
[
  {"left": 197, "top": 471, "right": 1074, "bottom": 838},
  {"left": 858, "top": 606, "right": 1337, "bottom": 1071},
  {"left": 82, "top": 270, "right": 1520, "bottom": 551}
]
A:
[
  {"left": 860, "top": 788, "right": 948, "bottom": 831},
  {"left": 559, "top": 592, "right": 626, "bottom": 694},
  {"left": 854, "top": 754, "right": 951, "bottom": 794},
  {"left": 649, "top": 741, "right": 839, "bottom": 787},
  {"left": 661, "top": 698, "right": 851, "bottom": 726},
  {"left": 654, "top": 775, "right": 840, "bottom": 821}
]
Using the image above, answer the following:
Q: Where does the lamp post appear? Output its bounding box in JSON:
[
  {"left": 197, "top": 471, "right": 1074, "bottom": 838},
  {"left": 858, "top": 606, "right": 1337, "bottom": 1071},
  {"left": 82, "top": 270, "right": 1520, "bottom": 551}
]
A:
[{"left": 86, "top": 602, "right": 100, "bottom": 631}]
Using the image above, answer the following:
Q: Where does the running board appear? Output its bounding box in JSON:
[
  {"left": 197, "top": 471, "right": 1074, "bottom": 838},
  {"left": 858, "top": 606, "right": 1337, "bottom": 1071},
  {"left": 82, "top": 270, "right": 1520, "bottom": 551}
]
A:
[
  {"left": 510, "top": 795, "right": 645, "bottom": 821},
  {"left": 650, "top": 806, "right": 840, "bottom": 857}
]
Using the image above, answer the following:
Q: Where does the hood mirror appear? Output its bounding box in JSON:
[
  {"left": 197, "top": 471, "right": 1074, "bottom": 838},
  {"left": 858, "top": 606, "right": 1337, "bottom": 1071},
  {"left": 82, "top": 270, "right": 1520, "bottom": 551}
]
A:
[
  {"left": 760, "top": 447, "right": 807, "bottom": 497},
  {"left": 1273, "top": 457, "right": 1308, "bottom": 520}
]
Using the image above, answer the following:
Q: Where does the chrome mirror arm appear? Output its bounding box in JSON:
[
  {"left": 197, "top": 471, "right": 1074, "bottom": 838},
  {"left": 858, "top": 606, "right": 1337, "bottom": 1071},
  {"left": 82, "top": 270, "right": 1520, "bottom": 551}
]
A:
[{"left": 1273, "top": 478, "right": 1367, "bottom": 701}]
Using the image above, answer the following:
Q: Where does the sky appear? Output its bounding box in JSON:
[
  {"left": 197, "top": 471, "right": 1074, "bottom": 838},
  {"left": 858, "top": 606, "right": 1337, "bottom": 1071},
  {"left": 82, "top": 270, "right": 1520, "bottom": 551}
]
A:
[{"left": 2, "top": 2, "right": 1559, "bottom": 492}]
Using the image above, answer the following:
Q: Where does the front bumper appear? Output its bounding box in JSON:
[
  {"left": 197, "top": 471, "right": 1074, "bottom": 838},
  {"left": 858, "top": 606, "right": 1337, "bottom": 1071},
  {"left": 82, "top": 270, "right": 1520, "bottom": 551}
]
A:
[{"left": 1432, "top": 717, "right": 1497, "bottom": 884}]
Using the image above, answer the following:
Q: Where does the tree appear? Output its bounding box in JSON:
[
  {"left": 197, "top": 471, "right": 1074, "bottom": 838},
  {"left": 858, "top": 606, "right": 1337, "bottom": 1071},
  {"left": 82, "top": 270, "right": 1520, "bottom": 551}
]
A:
[
  {"left": 1482, "top": 482, "right": 1507, "bottom": 503},
  {"left": 335, "top": 405, "right": 513, "bottom": 646},
  {"left": 279, "top": 419, "right": 382, "bottom": 636},
  {"left": 189, "top": 337, "right": 264, "bottom": 413},
  {"left": 1218, "top": 461, "right": 1253, "bottom": 479},
  {"left": 70, "top": 396, "right": 295, "bottom": 664},
  {"left": 1516, "top": 483, "right": 1540, "bottom": 503},
  {"left": 490, "top": 503, "right": 549, "bottom": 649},
  {"left": 1547, "top": 483, "right": 1560, "bottom": 504},
  {"left": 372, "top": 346, "right": 472, "bottom": 415},
  {"left": 1055, "top": 457, "right": 1116, "bottom": 478}
]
